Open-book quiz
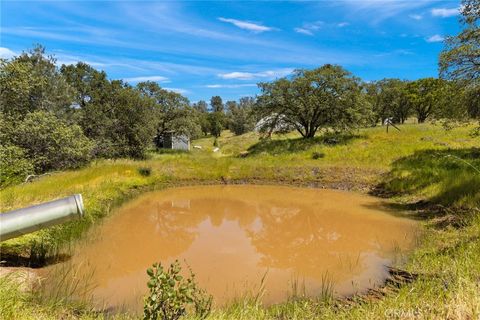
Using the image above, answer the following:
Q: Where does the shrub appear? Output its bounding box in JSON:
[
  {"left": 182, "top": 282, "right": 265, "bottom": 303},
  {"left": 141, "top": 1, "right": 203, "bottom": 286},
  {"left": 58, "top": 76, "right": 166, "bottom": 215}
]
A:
[
  {"left": 138, "top": 167, "right": 152, "bottom": 177},
  {"left": 0, "top": 144, "right": 34, "bottom": 187},
  {"left": 312, "top": 151, "right": 325, "bottom": 159},
  {"left": 11, "top": 111, "right": 93, "bottom": 172},
  {"left": 144, "top": 260, "right": 212, "bottom": 320}
]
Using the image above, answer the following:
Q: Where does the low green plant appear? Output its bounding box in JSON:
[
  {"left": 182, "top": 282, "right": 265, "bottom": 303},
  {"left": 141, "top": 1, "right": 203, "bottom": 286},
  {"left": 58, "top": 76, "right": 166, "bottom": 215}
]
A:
[
  {"left": 138, "top": 167, "right": 152, "bottom": 177},
  {"left": 143, "top": 260, "right": 212, "bottom": 320},
  {"left": 312, "top": 151, "right": 325, "bottom": 160}
]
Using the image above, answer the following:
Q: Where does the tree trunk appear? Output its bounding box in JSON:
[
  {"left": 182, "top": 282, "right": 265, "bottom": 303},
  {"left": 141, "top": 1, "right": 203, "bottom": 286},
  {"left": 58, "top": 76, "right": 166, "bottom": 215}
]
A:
[{"left": 304, "top": 127, "right": 317, "bottom": 138}]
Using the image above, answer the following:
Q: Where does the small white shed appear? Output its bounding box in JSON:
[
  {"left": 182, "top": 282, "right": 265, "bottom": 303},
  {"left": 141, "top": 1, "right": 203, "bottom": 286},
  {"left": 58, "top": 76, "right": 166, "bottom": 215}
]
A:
[{"left": 157, "top": 131, "right": 190, "bottom": 151}]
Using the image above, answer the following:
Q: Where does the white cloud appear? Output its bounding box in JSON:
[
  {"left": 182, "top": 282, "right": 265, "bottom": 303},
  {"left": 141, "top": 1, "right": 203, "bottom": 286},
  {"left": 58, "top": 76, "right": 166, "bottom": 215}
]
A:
[
  {"left": 123, "top": 76, "right": 170, "bottom": 83},
  {"left": 219, "top": 72, "right": 257, "bottom": 80},
  {"left": 205, "top": 84, "right": 257, "bottom": 88},
  {"left": 0, "top": 47, "right": 16, "bottom": 59},
  {"left": 409, "top": 14, "right": 423, "bottom": 20},
  {"left": 341, "top": 0, "right": 436, "bottom": 24},
  {"left": 294, "top": 28, "right": 314, "bottom": 36},
  {"left": 218, "top": 17, "right": 274, "bottom": 33},
  {"left": 431, "top": 7, "right": 460, "bottom": 17},
  {"left": 295, "top": 21, "right": 347, "bottom": 36},
  {"left": 163, "top": 87, "right": 189, "bottom": 94},
  {"left": 294, "top": 21, "right": 324, "bottom": 36},
  {"left": 426, "top": 34, "right": 444, "bottom": 43},
  {"left": 218, "top": 69, "right": 293, "bottom": 80}
]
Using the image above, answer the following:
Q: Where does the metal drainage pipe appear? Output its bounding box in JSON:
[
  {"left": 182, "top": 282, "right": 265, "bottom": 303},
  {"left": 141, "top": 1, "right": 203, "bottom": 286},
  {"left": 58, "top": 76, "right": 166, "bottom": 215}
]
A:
[{"left": 0, "top": 194, "right": 84, "bottom": 242}]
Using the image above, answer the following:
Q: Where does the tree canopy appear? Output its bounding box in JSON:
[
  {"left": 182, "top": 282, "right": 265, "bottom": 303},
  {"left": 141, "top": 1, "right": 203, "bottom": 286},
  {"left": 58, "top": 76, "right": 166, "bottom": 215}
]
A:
[
  {"left": 366, "top": 79, "right": 411, "bottom": 125},
  {"left": 226, "top": 97, "right": 256, "bottom": 135},
  {"left": 256, "top": 65, "right": 371, "bottom": 138},
  {"left": 137, "top": 81, "right": 201, "bottom": 146},
  {"left": 0, "top": 46, "right": 75, "bottom": 119},
  {"left": 440, "top": 0, "right": 480, "bottom": 83}
]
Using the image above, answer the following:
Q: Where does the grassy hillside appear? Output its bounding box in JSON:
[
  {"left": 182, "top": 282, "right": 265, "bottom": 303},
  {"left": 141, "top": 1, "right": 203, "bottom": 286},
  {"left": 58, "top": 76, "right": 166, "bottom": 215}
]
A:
[{"left": 1, "top": 123, "right": 479, "bottom": 319}]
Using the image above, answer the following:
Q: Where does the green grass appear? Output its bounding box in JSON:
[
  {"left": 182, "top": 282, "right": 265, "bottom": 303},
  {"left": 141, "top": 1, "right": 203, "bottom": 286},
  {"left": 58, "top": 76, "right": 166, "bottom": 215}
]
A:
[
  {"left": 1, "top": 122, "right": 479, "bottom": 319},
  {"left": 383, "top": 148, "right": 480, "bottom": 208}
]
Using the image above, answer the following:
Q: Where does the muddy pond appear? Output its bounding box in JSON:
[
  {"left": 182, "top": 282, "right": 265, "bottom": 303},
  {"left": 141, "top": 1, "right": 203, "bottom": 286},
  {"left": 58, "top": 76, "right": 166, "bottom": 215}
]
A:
[{"left": 50, "top": 185, "right": 418, "bottom": 312}]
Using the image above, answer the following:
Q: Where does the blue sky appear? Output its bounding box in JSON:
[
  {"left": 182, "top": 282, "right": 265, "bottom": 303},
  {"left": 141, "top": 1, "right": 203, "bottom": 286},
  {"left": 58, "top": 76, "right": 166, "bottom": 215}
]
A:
[{"left": 1, "top": 0, "right": 462, "bottom": 102}]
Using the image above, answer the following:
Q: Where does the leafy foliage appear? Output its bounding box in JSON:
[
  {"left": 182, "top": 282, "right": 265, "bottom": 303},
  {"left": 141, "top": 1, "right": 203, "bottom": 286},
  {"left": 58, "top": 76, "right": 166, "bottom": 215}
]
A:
[
  {"left": 144, "top": 260, "right": 212, "bottom": 320},
  {"left": 210, "top": 96, "right": 224, "bottom": 113},
  {"left": 440, "top": 0, "right": 480, "bottom": 82},
  {"left": 5, "top": 111, "right": 93, "bottom": 172},
  {"left": 137, "top": 167, "right": 152, "bottom": 177},
  {"left": 62, "top": 64, "right": 157, "bottom": 158},
  {"left": 256, "top": 65, "right": 371, "bottom": 138},
  {"left": 107, "top": 84, "right": 157, "bottom": 158},
  {"left": 208, "top": 111, "right": 224, "bottom": 138},
  {"left": 406, "top": 78, "right": 452, "bottom": 123},
  {"left": 0, "top": 144, "right": 34, "bottom": 187},
  {"left": 227, "top": 97, "right": 256, "bottom": 135},
  {"left": 366, "top": 79, "right": 411, "bottom": 124},
  {"left": 137, "top": 81, "right": 201, "bottom": 143},
  {"left": 0, "top": 46, "right": 75, "bottom": 119},
  {"left": 464, "top": 85, "right": 480, "bottom": 118},
  {"left": 192, "top": 100, "right": 210, "bottom": 136}
]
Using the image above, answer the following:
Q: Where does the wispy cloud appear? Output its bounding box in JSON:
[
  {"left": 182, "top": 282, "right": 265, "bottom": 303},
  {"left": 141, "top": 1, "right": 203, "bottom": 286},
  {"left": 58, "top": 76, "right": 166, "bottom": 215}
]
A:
[
  {"left": 123, "top": 76, "right": 170, "bottom": 83},
  {"left": 218, "top": 69, "right": 293, "bottom": 80},
  {"left": 39, "top": 49, "right": 222, "bottom": 76},
  {"left": 426, "top": 34, "right": 444, "bottom": 43},
  {"left": 294, "top": 21, "right": 324, "bottom": 36},
  {"left": 53, "top": 52, "right": 108, "bottom": 68},
  {"left": 294, "top": 28, "right": 314, "bottom": 36},
  {"left": 205, "top": 84, "right": 257, "bottom": 88},
  {"left": 431, "top": 7, "right": 460, "bottom": 18},
  {"left": 409, "top": 14, "right": 423, "bottom": 20},
  {"left": 2, "top": 27, "right": 131, "bottom": 49},
  {"left": 164, "top": 87, "right": 189, "bottom": 94},
  {"left": 295, "top": 21, "right": 348, "bottom": 36},
  {"left": 0, "top": 47, "right": 109, "bottom": 68},
  {"left": 0, "top": 47, "right": 16, "bottom": 59},
  {"left": 341, "top": 0, "right": 436, "bottom": 23},
  {"left": 125, "top": 3, "right": 250, "bottom": 42},
  {"left": 2, "top": 6, "right": 277, "bottom": 63},
  {"left": 218, "top": 17, "right": 274, "bottom": 33}
]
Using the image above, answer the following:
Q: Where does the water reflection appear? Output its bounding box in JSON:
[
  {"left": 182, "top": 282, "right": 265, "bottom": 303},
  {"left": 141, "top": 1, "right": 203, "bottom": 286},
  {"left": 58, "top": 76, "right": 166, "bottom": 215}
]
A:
[{"left": 61, "top": 185, "right": 417, "bottom": 312}]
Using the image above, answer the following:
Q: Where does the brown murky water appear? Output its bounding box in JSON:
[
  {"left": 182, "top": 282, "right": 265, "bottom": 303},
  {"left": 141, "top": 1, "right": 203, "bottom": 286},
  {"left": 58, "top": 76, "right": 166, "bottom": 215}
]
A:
[{"left": 55, "top": 185, "right": 418, "bottom": 312}]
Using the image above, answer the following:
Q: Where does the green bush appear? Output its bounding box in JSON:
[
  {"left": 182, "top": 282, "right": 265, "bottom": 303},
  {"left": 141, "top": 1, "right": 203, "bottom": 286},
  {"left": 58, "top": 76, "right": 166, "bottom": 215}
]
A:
[
  {"left": 312, "top": 151, "right": 325, "bottom": 159},
  {"left": 11, "top": 111, "right": 93, "bottom": 172},
  {"left": 138, "top": 167, "right": 152, "bottom": 177},
  {"left": 144, "top": 260, "right": 212, "bottom": 320},
  {"left": 0, "top": 144, "right": 34, "bottom": 187}
]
